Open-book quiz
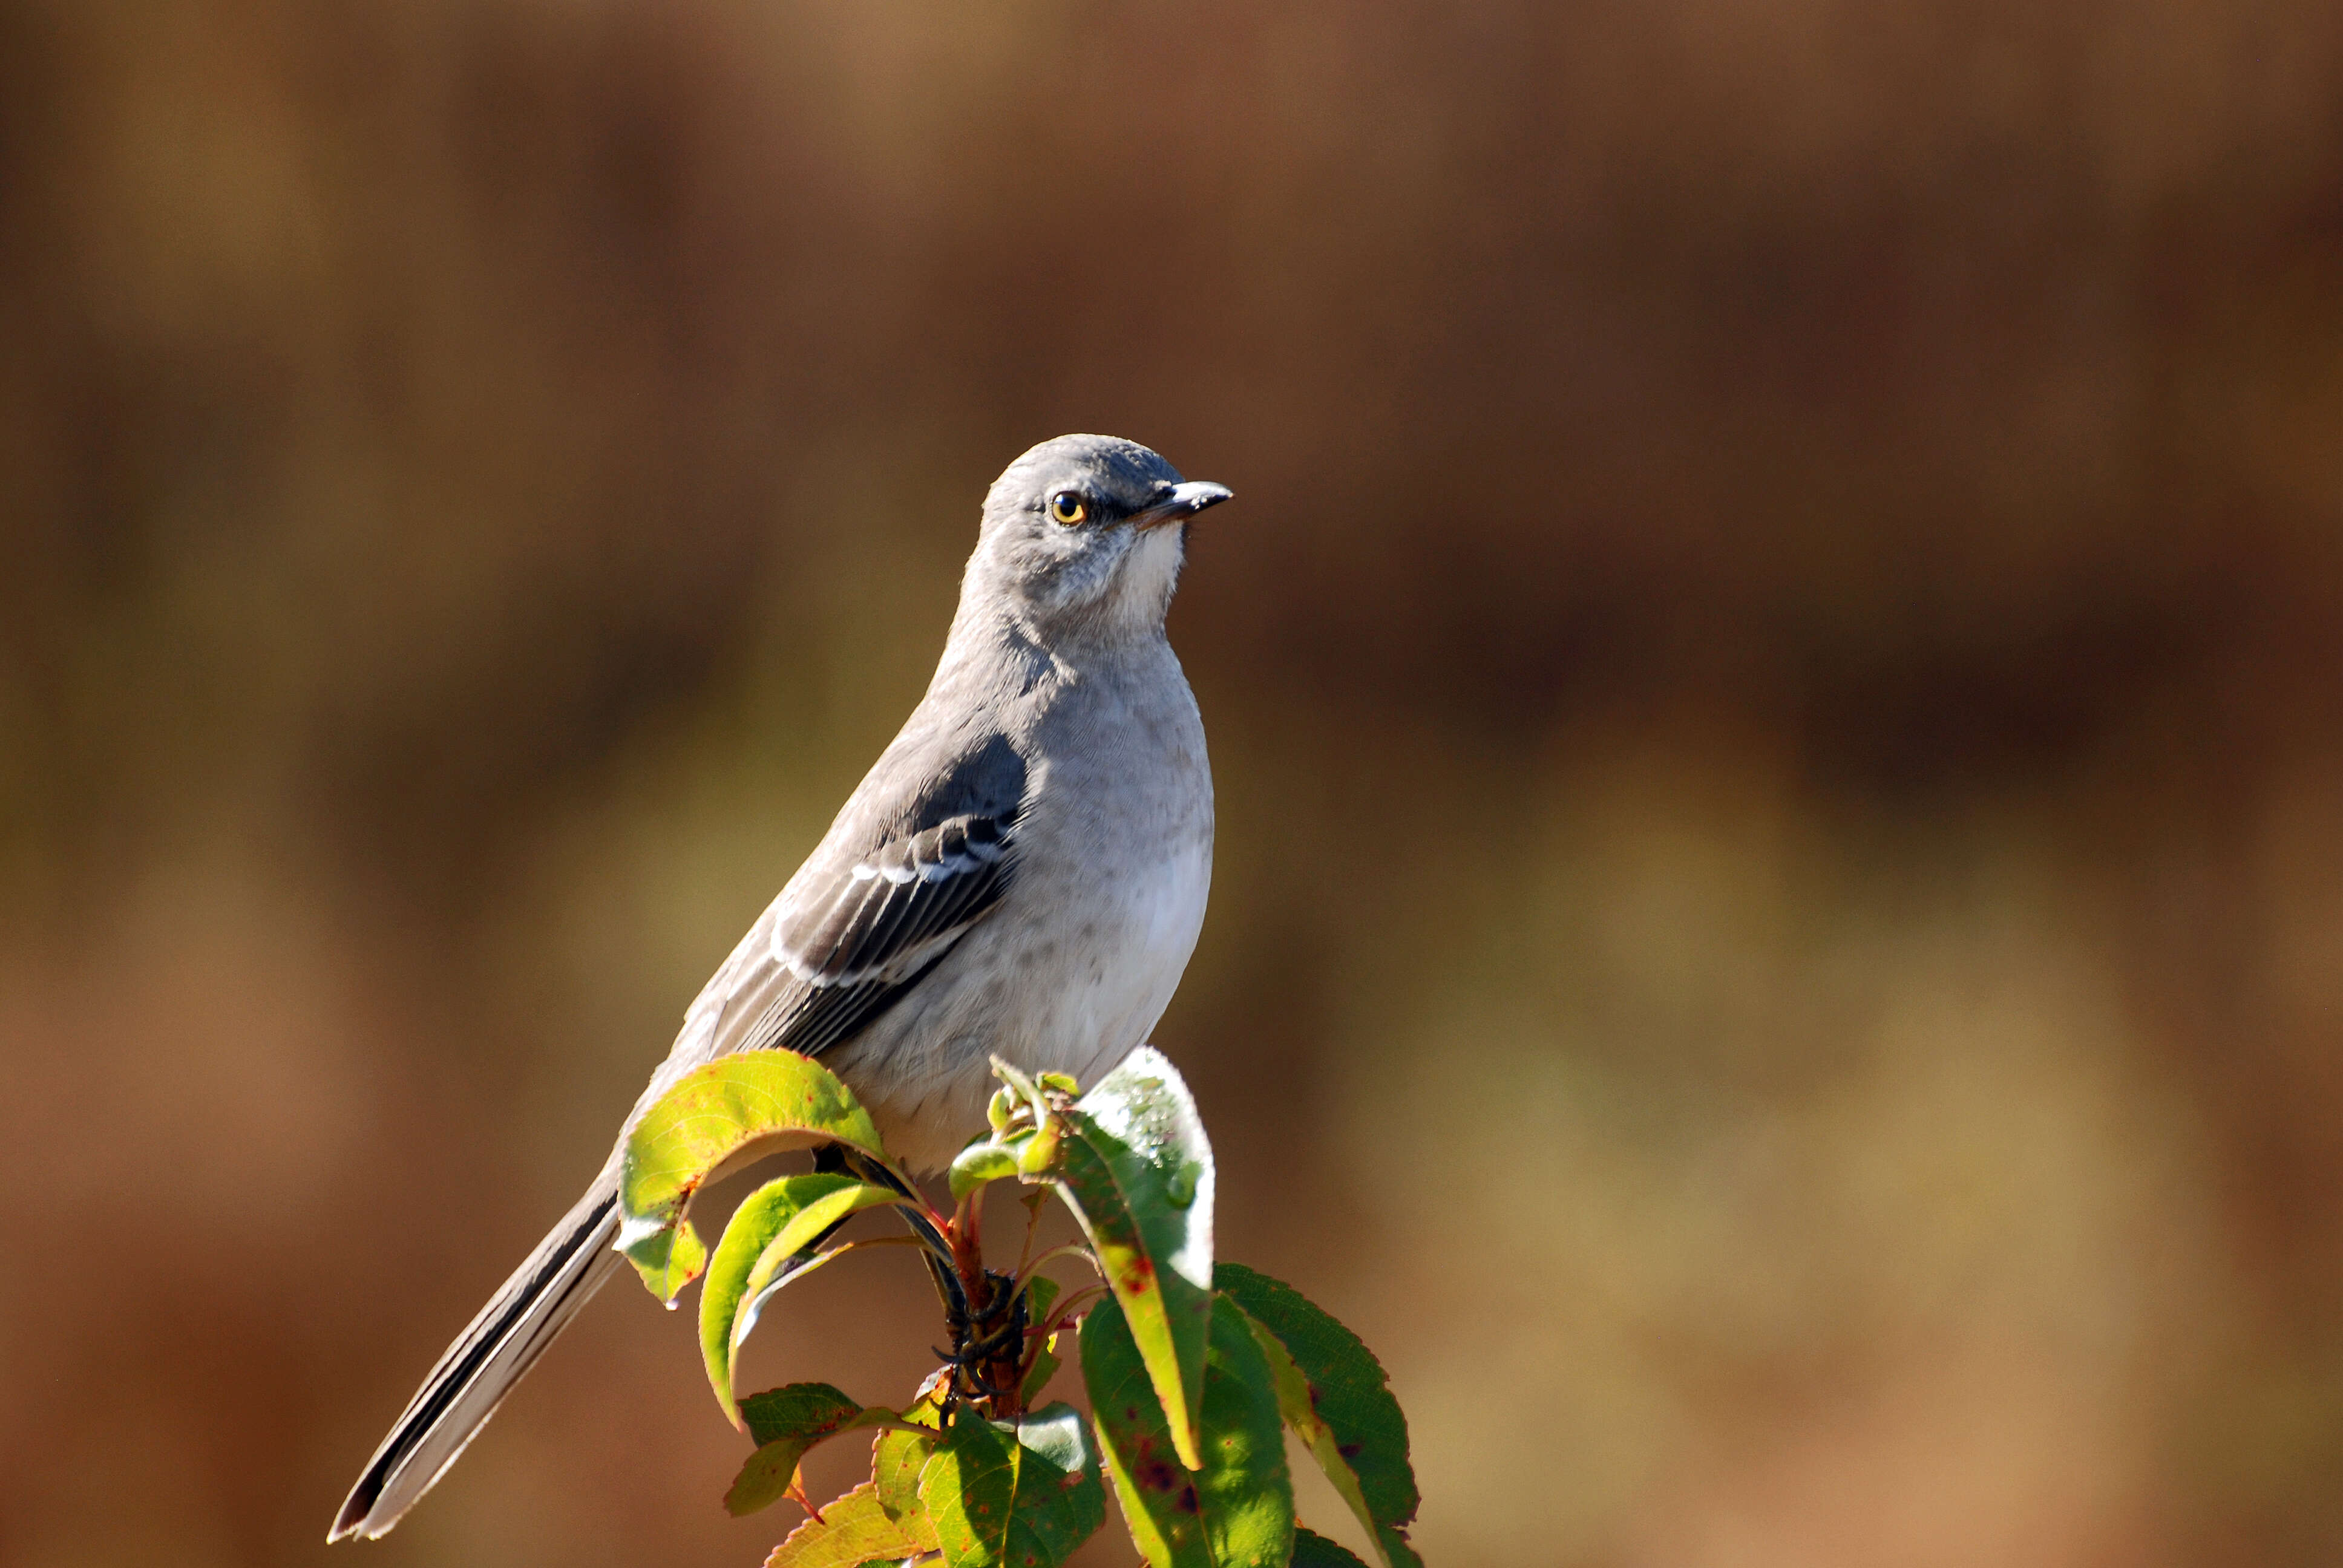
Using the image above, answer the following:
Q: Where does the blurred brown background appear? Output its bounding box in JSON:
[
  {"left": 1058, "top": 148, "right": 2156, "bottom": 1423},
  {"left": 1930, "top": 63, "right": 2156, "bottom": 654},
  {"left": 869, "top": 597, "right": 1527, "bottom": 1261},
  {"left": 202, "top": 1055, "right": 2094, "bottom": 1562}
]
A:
[{"left": 4, "top": 1, "right": 2343, "bottom": 1564}]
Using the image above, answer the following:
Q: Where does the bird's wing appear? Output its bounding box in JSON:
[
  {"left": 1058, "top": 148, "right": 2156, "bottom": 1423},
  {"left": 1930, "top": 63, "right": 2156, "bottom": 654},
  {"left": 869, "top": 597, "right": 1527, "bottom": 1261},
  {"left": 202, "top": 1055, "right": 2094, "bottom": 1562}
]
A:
[
  {"left": 330, "top": 734, "right": 1027, "bottom": 1544},
  {"left": 678, "top": 729, "right": 1028, "bottom": 1066}
]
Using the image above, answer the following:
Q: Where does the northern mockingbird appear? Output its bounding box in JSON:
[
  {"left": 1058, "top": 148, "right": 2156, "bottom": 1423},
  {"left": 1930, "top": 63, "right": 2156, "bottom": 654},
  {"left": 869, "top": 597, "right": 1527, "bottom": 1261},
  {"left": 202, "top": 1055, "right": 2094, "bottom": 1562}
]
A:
[{"left": 331, "top": 434, "right": 1230, "bottom": 1541}]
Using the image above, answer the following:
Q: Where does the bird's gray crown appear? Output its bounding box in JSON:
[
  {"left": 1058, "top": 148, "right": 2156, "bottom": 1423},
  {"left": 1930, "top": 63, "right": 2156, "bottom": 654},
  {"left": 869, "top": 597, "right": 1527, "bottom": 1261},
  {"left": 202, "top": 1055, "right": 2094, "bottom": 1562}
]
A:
[
  {"left": 960, "top": 434, "right": 1230, "bottom": 641},
  {"left": 983, "top": 434, "right": 1186, "bottom": 524}
]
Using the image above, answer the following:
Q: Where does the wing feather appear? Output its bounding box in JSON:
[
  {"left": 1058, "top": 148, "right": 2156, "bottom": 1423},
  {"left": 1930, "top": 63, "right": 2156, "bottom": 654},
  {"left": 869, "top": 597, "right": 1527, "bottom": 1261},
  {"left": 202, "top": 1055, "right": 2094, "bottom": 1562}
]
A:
[{"left": 676, "top": 731, "right": 1027, "bottom": 1070}]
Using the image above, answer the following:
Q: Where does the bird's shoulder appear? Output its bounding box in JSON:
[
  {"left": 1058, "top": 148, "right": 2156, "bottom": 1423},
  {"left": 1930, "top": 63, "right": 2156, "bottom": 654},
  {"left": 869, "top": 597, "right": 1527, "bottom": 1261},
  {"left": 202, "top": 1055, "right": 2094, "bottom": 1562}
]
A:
[{"left": 664, "top": 712, "right": 1034, "bottom": 1067}]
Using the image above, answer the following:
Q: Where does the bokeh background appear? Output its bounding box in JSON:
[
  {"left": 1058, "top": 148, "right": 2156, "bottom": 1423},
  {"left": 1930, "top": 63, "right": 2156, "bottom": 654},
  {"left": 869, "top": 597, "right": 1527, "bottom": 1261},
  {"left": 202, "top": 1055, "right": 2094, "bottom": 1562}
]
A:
[{"left": 5, "top": 1, "right": 2343, "bottom": 1564}]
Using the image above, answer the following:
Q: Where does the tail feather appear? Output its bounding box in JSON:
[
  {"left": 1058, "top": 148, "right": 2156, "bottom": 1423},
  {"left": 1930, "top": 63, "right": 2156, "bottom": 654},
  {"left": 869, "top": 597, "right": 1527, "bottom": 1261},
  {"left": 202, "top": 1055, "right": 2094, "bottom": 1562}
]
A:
[{"left": 330, "top": 1183, "right": 624, "bottom": 1541}]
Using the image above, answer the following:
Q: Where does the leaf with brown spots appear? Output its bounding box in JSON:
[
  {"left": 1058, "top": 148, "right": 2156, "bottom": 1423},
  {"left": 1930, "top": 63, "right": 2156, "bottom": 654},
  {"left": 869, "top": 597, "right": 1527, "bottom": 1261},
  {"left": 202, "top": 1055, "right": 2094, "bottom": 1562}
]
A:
[
  {"left": 1214, "top": 1265, "right": 1420, "bottom": 1568},
  {"left": 1045, "top": 1047, "right": 1216, "bottom": 1470},
  {"left": 763, "top": 1480, "right": 937, "bottom": 1568},
  {"left": 1083, "top": 1294, "right": 1292, "bottom": 1568},
  {"left": 727, "top": 1384, "right": 934, "bottom": 1518},
  {"left": 871, "top": 1397, "right": 942, "bottom": 1526},
  {"left": 917, "top": 1403, "right": 1106, "bottom": 1568}
]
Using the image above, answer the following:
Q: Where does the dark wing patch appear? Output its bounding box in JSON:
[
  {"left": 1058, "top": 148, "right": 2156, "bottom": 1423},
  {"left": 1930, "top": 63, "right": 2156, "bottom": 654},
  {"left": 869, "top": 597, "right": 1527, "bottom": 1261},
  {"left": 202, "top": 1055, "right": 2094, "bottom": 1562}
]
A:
[
  {"left": 703, "top": 733, "right": 1027, "bottom": 1061},
  {"left": 791, "top": 815, "right": 1011, "bottom": 983}
]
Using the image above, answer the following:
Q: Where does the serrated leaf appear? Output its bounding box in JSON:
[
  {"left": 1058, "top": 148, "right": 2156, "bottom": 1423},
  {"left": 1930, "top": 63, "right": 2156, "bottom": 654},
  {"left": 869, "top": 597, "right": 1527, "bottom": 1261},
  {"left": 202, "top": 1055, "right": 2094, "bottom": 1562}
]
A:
[
  {"left": 742, "top": 1383, "right": 865, "bottom": 1448},
  {"left": 1213, "top": 1265, "right": 1418, "bottom": 1567},
  {"left": 918, "top": 1402, "right": 1107, "bottom": 1568},
  {"left": 764, "top": 1481, "right": 938, "bottom": 1568},
  {"left": 1046, "top": 1046, "right": 1214, "bottom": 1469},
  {"left": 701, "top": 1174, "right": 904, "bottom": 1419},
  {"left": 1371, "top": 1523, "right": 1424, "bottom": 1568},
  {"left": 1083, "top": 1294, "right": 1293, "bottom": 1568},
  {"left": 731, "top": 1409, "right": 906, "bottom": 1518},
  {"left": 730, "top": 1387, "right": 935, "bottom": 1518},
  {"left": 1239, "top": 1327, "right": 1422, "bottom": 1568},
  {"left": 872, "top": 1401, "right": 942, "bottom": 1526},
  {"left": 1289, "top": 1528, "right": 1374, "bottom": 1568},
  {"left": 615, "top": 1051, "right": 889, "bottom": 1299}
]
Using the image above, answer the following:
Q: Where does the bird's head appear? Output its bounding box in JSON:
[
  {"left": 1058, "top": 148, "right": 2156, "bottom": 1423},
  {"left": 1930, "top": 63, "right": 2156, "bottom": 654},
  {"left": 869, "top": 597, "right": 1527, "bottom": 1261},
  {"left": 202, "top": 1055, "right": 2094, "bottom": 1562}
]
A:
[{"left": 965, "top": 434, "right": 1231, "bottom": 639}]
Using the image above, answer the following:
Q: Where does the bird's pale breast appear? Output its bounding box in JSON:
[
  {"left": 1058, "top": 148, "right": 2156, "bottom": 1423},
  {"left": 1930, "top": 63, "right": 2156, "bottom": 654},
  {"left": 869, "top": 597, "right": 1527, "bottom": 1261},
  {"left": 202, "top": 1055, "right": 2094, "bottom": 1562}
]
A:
[{"left": 831, "top": 644, "right": 1212, "bottom": 1170}]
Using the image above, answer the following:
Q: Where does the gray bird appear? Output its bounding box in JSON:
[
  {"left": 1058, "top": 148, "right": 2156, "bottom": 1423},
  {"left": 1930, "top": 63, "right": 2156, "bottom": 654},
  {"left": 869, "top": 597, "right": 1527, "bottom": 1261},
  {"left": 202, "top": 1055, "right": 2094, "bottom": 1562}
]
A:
[{"left": 331, "top": 434, "right": 1229, "bottom": 1541}]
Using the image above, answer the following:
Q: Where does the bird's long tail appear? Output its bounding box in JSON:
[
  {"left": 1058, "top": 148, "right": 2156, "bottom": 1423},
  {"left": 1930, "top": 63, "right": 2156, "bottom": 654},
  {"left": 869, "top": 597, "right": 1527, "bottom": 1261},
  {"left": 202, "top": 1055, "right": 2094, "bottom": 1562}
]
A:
[{"left": 330, "top": 1179, "right": 625, "bottom": 1541}]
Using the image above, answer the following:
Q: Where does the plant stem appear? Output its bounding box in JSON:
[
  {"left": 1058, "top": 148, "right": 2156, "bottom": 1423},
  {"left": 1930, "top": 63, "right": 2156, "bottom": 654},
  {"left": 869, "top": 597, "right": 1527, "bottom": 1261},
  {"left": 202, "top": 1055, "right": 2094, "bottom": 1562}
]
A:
[{"left": 1014, "top": 1241, "right": 1100, "bottom": 1289}]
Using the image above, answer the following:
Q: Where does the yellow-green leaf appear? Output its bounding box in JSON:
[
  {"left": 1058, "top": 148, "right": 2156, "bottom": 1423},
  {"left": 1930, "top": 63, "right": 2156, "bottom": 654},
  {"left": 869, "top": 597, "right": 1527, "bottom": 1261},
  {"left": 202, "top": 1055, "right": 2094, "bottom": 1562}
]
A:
[
  {"left": 764, "top": 1480, "right": 938, "bottom": 1568},
  {"left": 614, "top": 1051, "right": 887, "bottom": 1301},
  {"left": 701, "top": 1174, "right": 903, "bottom": 1419},
  {"left": 624, "top": 1219, "right": 706, "bottom": 1304},
  {"left": 871, "top": 1399, "right": 942, "bottom": 1526},
  {"left": 949, "top": 1139, "right": 1024, "bottom": 1203}
]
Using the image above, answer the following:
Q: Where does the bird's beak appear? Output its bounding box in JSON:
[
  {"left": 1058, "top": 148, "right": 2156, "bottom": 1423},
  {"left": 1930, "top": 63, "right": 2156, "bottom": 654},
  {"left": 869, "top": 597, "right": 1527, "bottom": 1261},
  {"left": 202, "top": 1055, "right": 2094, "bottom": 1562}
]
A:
[{"left": 1132, "top": 480, "right": 1233, "bottom": 530}]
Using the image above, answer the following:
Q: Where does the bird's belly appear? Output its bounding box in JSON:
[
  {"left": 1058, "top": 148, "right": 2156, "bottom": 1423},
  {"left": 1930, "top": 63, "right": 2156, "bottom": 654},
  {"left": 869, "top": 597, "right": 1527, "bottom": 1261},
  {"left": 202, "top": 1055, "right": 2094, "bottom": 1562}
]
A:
[{"left": 834, "top": 829, "right": 1212, "bottom": 1172}]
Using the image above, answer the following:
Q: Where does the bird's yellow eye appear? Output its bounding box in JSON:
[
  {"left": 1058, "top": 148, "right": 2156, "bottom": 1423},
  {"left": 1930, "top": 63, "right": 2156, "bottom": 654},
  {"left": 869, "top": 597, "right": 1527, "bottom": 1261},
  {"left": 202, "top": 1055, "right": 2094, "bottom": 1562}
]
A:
[{"left": 1047, "top": 491, "right": 1089, "bottom": 526}]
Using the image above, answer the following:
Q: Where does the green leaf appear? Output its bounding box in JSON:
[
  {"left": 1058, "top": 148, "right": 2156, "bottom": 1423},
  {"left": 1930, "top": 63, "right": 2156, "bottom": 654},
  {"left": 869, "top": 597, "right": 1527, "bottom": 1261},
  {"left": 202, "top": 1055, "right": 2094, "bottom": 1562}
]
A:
[
  {"left": 701, "top": 1174, "right": 905, "bottom": 1418},
  {"left": 871, "top": 1400, "right": 942, "bottom": 1526},
  {"left": 1046, "top": 1046, "right": 1215, "bottom": 1469},
  {"left": 1213, "top": 1265, "right": 1419, "bottom": 1568},
  {"left": 1289, "top": 1529, "right": 1374, "bottom": 1568},
  {"left": 732, "top": 1411, "right": 906, "bottom": 1518},
  {"left": 730, "top": 1386, "right": 933, "bottom": 1518},
  {"left": 1237, "top": 1326, "right": 1420, "bottom": 1568},
  {"left": 615, "top": 1050, "right": 889, "bottom": 1300},
  {"left": 1015, "top": 1274, "right": 1066, "bottom": 1405},
  {"left": 730, "top": 1383, "right": 861, "bottom": 1515},
  {"left": 949, "top": 1138, "right": 1024, "bottom": 1203},
  {"left": 1023, "top": 1273, "right": 1063, "bottom": 1328},
  {"left": 742, "top": 1383, "right": 865, "bottom": 1448},
  {"left": 1372, "top": 1524, "right": 1421, "bottom": 1568},
  {"left": 764, "top": 1480, "right": 939, "bottom": 1568},
  {"left": 1020, "top": 1341, "right": 1063, "bottom": 1406},
  {"left": 625, "top": 1220, "right": 707, "bottom": 1303},
  {"left": 989, "top": 1056, "right": 1055, "bottom": 1129},
  {"left": 917, "top": 1403, "right": 1107, "bottom": 1568},
  {"left": 1083, "top": 1294, "right": 1293, "bottom": 1568}
]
